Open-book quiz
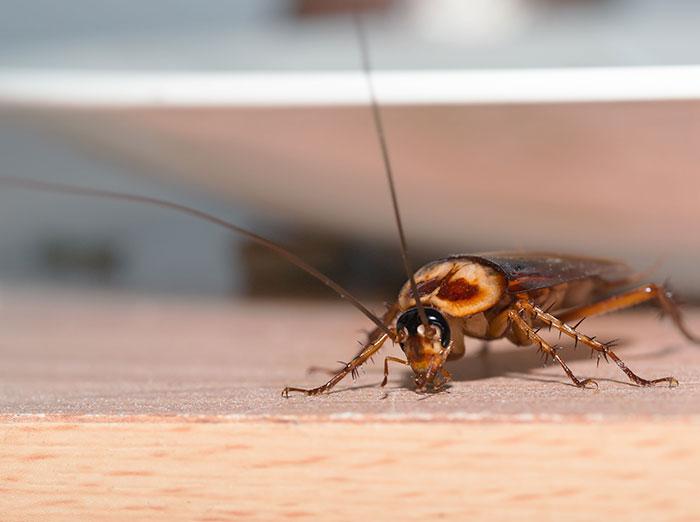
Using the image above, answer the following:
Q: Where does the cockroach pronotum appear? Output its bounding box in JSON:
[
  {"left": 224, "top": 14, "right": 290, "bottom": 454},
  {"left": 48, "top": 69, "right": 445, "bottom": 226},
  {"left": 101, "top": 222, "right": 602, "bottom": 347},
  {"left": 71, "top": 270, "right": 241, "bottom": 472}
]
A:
[{"left": 0, "top": 12, "right": 698, "bottom": 396}]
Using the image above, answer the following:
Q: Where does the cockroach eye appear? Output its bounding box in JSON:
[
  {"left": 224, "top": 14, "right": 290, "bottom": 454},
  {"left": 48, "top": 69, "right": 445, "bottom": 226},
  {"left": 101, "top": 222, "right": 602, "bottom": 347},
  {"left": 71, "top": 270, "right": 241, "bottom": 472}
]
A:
[{"left": 396, "top": 307, "right": 451, "bottom": 348}]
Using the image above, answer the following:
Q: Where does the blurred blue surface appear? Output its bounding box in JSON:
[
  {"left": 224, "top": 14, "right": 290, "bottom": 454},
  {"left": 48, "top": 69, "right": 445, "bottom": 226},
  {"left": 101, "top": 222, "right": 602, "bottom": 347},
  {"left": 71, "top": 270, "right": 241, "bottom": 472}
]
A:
[
  {"left": 0, "top": 119, "right": 246, "bottom": 295},
  {"left": 2, "top": 1, "right": 700, "bottom": 71}
]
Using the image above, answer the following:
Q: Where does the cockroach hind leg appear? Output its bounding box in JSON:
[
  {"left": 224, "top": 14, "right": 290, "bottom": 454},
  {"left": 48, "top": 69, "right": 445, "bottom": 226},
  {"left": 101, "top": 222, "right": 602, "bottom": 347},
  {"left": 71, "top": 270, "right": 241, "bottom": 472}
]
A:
[
  {"left": 650, "top": 376, "right": 679, "bottom": 388},
  {"left": 557, "top": 283, "right": 700, "bottom": 345},
  {"left": 509, "top": 307, "right": 599, "bottom": 390},
  {"left": 624, "top": 373, "right": 679, "bottom": 389},
  {"left": 528, "top": 302, "right": 682, "bottom": 388},
  {"left": 573, "top": 377, "right": 599, "bottom": 390},
  {"left": 599, "top": 349, "right": 679, "bottom": 389}
]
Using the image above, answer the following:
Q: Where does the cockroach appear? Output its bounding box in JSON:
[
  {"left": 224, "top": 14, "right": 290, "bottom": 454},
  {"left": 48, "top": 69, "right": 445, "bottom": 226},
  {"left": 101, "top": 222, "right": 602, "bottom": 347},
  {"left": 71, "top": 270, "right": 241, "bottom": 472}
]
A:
[
  {"left": 284, "top": 252, "right": 699, "bottom": 395},
  {"left": 0, "top": 12, "right": 698, "bottom": 396}
]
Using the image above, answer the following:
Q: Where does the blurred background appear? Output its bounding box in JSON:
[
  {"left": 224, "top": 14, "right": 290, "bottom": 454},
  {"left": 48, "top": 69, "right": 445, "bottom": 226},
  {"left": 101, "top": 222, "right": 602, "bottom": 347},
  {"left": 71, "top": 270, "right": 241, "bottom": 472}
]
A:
[{"left": 1, "top": 0, "right": 699, "bottom": 301}]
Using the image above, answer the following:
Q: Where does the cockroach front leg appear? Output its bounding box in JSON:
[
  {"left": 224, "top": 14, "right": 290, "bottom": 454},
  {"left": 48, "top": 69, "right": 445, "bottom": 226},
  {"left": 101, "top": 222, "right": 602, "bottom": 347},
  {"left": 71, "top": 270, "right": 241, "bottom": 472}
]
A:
[
  {"left": 521, "top": 301, "right": 679, "bottom": 388},
  {"left": 282, "top": 333, "right": 391, "bottom": 397},
  {"left": 381, "top": 356, "right": 408, "bottom": 387},
  {"left": 308, "top": 303, "right": 401, "bottom": 377},
  {"left": 508, "top": 307, "right": 598, "bottom": 389}
]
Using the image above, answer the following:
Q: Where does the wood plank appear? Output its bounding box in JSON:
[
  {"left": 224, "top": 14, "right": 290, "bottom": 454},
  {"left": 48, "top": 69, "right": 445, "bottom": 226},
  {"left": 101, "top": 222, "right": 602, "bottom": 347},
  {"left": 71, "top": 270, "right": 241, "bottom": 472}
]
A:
[{"left": 2, "top": 420, "right": 699, "bottom": 522}]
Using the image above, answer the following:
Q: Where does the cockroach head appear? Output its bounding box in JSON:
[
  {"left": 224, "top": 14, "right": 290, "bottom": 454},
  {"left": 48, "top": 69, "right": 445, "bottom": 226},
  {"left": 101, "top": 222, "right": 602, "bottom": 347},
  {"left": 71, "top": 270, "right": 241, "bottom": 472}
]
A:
[{"left": 396, "top": 307, "right": 452, "bottom": 391}]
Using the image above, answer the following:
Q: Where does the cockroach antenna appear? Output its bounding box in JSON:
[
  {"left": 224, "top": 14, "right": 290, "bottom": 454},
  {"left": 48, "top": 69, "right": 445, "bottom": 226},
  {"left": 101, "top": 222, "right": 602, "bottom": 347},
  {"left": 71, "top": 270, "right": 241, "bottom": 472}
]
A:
[
  {"left": 352, "top": 10, "right": 431, "bottom": 331},
  {"left": 0, "top": 176, "right": 394, "bottom": 338}
]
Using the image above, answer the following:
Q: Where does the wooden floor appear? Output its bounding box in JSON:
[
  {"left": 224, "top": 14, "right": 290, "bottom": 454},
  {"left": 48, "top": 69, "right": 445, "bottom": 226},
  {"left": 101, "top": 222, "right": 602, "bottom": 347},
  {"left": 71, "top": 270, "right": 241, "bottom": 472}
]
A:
[{"left": 1, "top": 289, "right": 699, "bottom": 521}]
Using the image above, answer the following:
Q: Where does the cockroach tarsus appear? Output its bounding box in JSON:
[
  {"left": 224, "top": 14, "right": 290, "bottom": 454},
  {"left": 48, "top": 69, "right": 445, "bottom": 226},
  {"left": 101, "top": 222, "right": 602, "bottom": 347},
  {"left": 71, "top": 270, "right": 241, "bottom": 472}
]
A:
[{"left": 1, "top": 11, "right": 698, "bottom": 398}]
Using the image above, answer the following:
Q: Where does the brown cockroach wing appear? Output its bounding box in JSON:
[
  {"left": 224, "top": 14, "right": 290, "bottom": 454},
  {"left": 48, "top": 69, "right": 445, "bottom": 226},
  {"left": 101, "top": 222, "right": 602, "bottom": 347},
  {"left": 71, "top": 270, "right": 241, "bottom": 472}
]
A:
[{"left": 461, "top": 252, "right": 633, "bottom": 294}]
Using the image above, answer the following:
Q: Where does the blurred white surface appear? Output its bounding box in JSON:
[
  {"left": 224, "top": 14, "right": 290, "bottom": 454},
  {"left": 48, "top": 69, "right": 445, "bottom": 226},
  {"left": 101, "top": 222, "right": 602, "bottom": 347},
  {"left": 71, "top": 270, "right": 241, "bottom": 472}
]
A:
[
  {"left": 4, "top": 67, "right": 700, "bottom": 106},
  {"left": 1, "top": 0, "right": 699, "bottom": 295}
]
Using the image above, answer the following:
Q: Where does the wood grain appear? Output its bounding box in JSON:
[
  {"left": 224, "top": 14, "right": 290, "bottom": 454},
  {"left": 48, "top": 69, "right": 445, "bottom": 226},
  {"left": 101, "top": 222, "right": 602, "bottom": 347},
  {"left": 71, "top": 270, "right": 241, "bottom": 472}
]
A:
[{"left": 2, "top": 420, "right": 699, "bottom": 522}]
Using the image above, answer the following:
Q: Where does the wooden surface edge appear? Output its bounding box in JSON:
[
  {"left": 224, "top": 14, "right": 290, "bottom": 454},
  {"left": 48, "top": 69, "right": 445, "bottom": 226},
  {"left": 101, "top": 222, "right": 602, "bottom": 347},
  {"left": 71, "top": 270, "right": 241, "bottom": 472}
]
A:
[
  {"left": 1, "top": 418, "right": 699, "bottom": 522},
  {"left": 2, "top": 412, "right": 700, "bottom": 424}
]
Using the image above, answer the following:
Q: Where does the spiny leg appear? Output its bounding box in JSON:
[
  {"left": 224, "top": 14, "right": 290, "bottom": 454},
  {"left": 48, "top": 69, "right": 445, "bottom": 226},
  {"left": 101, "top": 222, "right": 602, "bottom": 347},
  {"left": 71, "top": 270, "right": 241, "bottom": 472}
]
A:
[
  {"left": 557, "top": 283, "right": 699, "bottom": 344},
  {"left": 304, "top": 303, "right": 400, "bottom": 378},
  {"left": 381, "top": 356, "right": 408, "bottom": 387},
  {"left": 282, "top": 333, "right": 390, "bottom": 397},
  {"left": 508, "top": 308, "right": 598, "bottom": 389},
  {"left": 519, "top": 301, "right": 678, "bottom": 387}
]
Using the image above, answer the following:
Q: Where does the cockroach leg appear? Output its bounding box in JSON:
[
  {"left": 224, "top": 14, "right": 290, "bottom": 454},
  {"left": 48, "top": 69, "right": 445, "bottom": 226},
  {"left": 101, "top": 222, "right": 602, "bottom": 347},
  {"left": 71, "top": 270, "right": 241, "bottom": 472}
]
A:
[
  {"left": 521, "top": 301, "right": 679, "bottom": 388},
  {"left": 381, "top": 356, "right": 408, "bottom": 387},
  {"left": 508, "top": 308, "right": 598, "bottom": 389},
  {"left": 603, "top": 350, "right": 678, "bottom": 387},
  {"left": 557, "top": 283, "right": 699, "bottom": 345},
  {"left": 282, "top": 333, "right": 391, "bottom": 397},
  {"left": 305, "top": 304, "right": 400, "bottom": 378}
]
